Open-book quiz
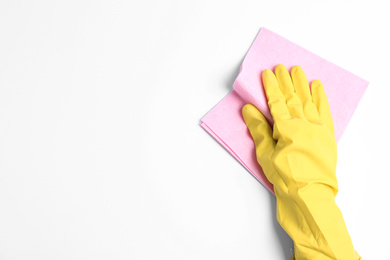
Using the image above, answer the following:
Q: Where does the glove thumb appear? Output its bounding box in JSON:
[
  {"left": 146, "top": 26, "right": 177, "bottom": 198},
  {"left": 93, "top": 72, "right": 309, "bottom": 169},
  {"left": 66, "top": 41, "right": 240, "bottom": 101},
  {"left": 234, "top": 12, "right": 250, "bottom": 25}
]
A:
[{"left": 242, "top": 104, "right": 276, "bottom": 166}]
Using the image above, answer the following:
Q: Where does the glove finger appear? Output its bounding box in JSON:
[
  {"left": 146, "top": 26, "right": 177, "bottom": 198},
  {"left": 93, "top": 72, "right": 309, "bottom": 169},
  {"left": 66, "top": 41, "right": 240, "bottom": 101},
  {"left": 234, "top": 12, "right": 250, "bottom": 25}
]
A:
[
  {"left": 291, "top": 66, "right": 320, "bottom": 122},
  {"left": 242, "top": 104, "right": 276, "bottom": 165},
  {"left": 275, "top": 64, "right": 304, "bottom": 119},
  {"left": 262, "top": 69, "right": 290, "bottom": 122},
  {"left": 311, "top": 80, "right": 335, "bottom": 133}
]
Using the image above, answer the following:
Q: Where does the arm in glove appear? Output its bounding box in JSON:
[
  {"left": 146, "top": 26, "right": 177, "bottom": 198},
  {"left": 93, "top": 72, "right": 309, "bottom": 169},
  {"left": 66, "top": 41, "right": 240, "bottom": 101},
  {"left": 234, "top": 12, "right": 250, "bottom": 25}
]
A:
[{"left": 242, "top": 64, "right": 361, "bottom": 260}]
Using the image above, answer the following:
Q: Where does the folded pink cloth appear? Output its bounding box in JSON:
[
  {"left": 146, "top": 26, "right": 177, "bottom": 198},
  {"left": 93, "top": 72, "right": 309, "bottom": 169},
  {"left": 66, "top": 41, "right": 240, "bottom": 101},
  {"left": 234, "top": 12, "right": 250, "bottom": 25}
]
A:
[{"left": 200, "top": 28, "right": 368, "bottom": 194}]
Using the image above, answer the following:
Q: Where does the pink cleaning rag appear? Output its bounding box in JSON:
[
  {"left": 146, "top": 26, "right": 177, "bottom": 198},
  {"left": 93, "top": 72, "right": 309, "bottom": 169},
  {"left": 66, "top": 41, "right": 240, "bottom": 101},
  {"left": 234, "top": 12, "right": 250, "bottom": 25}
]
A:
[{"left": 200, "top": 28, "right": 368, "bottom": 194}]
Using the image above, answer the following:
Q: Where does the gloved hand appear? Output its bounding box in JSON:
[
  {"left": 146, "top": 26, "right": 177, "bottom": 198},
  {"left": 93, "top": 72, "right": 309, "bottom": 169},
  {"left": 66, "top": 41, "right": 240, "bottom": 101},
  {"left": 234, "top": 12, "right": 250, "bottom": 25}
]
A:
[{"left": 242, "top": 64, "right": 361, "bottom": 260}]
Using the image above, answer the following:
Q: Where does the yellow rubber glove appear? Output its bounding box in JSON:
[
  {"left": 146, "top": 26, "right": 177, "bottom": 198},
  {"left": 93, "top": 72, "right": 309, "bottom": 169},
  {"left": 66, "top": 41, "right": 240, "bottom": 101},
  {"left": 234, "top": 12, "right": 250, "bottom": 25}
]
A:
[{"left": 242, "top": 65, "right": 361, "bottom": 260}]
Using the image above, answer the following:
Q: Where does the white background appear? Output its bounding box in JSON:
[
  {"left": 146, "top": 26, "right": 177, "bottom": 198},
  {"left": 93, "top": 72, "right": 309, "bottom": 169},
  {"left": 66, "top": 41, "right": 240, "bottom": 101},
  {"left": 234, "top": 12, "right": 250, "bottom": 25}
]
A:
[{"left": 0, "top": 0, "right": 388, "bottom": 259}]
